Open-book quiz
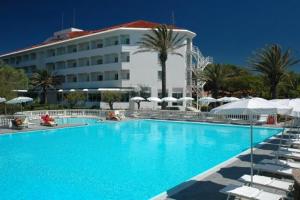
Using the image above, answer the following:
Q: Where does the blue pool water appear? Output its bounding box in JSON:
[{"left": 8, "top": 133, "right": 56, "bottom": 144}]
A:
[
  {"left": 55, "top": 117, "right": 99, "bottom": 125},
  {"left": 0, "top": 120, "right": 281, "bottom": 200}
]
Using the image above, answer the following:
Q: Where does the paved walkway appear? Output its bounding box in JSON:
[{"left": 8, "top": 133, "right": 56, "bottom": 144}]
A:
[
  {"left": 156, "top": 135, "right": 290, "bottom": 200},
  {"left": 0, "top": 123, "right": 86, "bottom": 134}
]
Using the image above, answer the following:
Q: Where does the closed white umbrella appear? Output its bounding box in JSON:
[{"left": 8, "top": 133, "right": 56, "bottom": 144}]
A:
[
  {"left": 130, "top": 96, "right": 145, "bottom": 110},
  {"left": 6, "top": 96, "right": 33, "bottom": 112},
  {"left": 199, "top": 96, "right": 216, "bottom": 103},
  {"left": 161, "top": 97, "right": 178, "bottom": 102},
  {"left": 211, "top": 97, "right": 278, "bottom": 185},
  {"left": 130, "top": 97, "right": 145, "bottom": 101},
  {"left": 0, "top": 97, "right": 6, "bottom": 103},
  {"left": 6, "top": 97, "right": 33, "bottom": 104},
  {"left": 147, "top": 97, "right": 161, "bottom": 110},
  {"left": 147, "top": 97, "right": 162, "bottom": 102},
  {"left": 178, "top": 97, "right": 194, "bottom": 102}
]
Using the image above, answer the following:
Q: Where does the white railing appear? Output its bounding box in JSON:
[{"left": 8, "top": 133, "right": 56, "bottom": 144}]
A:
[
  {"left": 0, "top": 109, "right": 126, "bottom": 127},
  {"left": 0, "top": 109, "right": 277, "bottom": 128},
  {"left": 127, "top": 110, "right": 276, "bottom": 125}
]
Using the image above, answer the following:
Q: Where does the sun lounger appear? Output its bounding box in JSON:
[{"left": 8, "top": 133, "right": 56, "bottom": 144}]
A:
[
  {"left": 274, "top": 150, "right": 300, "bottom": 161},
  {"left": 279, "top": 147, "right": 300, "bottom": 153},
  {"left": 261, "top": 158, "right": 300, "bottom": 169},
  {"left": 238, "top": 174, "right": 293, "bottom": 192},
  {"left": 254, "top": 163, "right": 293, "bottom": 177},
  {"left": 220, "top": 184, "right": 284, "bottom": 200}
]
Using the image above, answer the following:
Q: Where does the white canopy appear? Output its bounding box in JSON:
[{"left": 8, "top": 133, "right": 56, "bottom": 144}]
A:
[
  {"left": 178, "top": 97, "right": 194, "bottom": 102},
  {"left": 268, "top": 100, "right": 292, "bottom": 115},
  {"left": 228, "top": 97, "right": 240, "bottom": 102},
  {"left": 211, "top": 97, "right": 278, "bottom": 115},
  {"left": 199, "top": 96, "right": 216, "bottom": 102},
  {"left": 217, "top": 96, "right": 230, "bottom": 102},
  {"left": 210, "top": 97, "right": 278, "bottom": 185},
  {"left": 161, "top": 97, "right": 178, "bottom": 102},
  {"left": 6, "top": 97, "right": 33, "bottom": 104},
  {"left": 147, "top": 97, "right": 162, "bottom": 102},
  {"left": 270, "top": 99, "right": 300, "bottom": 117},
  {"left": 70, "top": 89, "right": 76, "bottom": 92},
  {"left": 289, "top": 99, "right": 300, "bottom": 117},
  {"left": 130, "top": 96, "right": 145, "bottom": 101},
  {"left": 217, "top": 96, "right": 240, "bottom": 102},
  {"left": 0, "top": 97, "right": 6, "bottom": 103},
  {"left": 83, "top": 89, "right": 89, "bottom": 92}
]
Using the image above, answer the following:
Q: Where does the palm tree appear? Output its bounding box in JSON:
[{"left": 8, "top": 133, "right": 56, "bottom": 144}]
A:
[
  {"left": 249, "top": 44, "right": 299, "bottom": 99},
  {"left": 201, "top": 64, "right": 230, "bottom": 98},
  {"left": 31, "top": 70, "right": 59, "bottom": 104},
  {"left": 135, "top": 24, "right": 186, "bottom": 109}
]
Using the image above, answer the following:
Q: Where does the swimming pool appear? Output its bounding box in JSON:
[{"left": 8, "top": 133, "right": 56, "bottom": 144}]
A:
[
  {"left": 0, "top": 120, "right": 281, "bottom": 199},
  {"left": 55, "top": 117, "right": 99, "bottom": 125}
]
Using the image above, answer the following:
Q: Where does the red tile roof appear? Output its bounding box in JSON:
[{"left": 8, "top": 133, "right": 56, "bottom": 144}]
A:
[{"left": 1, "top": 20, "right": 182, "bottom": 56}]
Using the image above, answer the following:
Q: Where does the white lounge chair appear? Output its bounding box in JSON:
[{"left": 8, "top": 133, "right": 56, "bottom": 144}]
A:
[
  {"left": 238, "top": 174, "right": 293, "bottom": 192},
  {"left": 279, "top": 147, "right": 300, "bottom": 153},
  {"left": 220, "top": 184, "right": 284, "bottom": 200},
  {"left": 254, "top": 163, "right": 293, "bottom": 177},
  {"left": 261, "top": 158, "right": 300, "bottom": 169},
  {"left": 274, "top": 150, "right": 300, "bottom": 161}
]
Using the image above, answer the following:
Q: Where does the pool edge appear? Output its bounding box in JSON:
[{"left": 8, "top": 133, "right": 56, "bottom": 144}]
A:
[{"left": 150, "top": 131, "right": 282, "bottom": 200}]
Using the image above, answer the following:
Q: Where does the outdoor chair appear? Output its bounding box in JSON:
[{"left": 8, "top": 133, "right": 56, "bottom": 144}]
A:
[
  {"left": 254, "top": 163, "right": 293, "bottom": 177},
  {"left": 220, "top": 184, "right": 284, "bottom": 200},
  {"left": 238, "top": 174, "right": 293, "bottom": 193}
]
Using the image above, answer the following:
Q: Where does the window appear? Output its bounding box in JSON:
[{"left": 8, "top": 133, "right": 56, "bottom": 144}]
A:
[
  {"left": 67, "top": 60, "right": 77, "bottom": 68},
  {"left": 78, "top": 73, "right": 90, "bottom": 82},
  {"left": 121, "top": 52, "right": 130, "bottom": 62},
  {"left": 104, "top": 36, "right": 119, "bottom": 47},
  {"left": 3, "top": 59, "right": 9, "bottom": 64},
  {"left": 120, "top": 35, "right": 130, "bottom": 44},
  {"left": 158, "top": 71, "right": 162, "bottom": 80},
  {"left": 78, "top": 58, "right": 90, "bottom": 67},
  {"left": 67, "top": 74, "right": 77, "bottom": 82},
  {"left": 104, "top": 71, "right": 118, "bottom": 81},
  {"left": 46, "top": 63, "right": 55, "bottom": 72},
  {"left": 46, "top": 49, "right": 55, "bottom": 57},
  {"left": 67, "top": 45, "right": 77, "bottom": 53},
  {"left": 56, "top": 61, "right": 66, "bottom": 70},
  {"left": 91, "top": 72, "right": 103, "bottom": 81},
  {"left": 172, "top": 88, "right": 183, "bottom": 106},
  {"left": 121, "top": 70, "right": 130, "bottom": 80},
  {"left": 54, "top": 75, "right": 65, "bottom": 83},
  {"left": 30, "top": 53, "right": 36, "bottom": 60},
  {"left": 91, "top": 39, "right": 103, "bottom": 49},
  {"left": 91, "top": 56, "right": 103, "bottom": 65},
  {"left": 104, "top": 53, "right": 118, "bottom": 64},
  {"left": 16, "top": 56, "right": 21, "bottom": 64},
  {"left": 158, "top": 89, "right": 169, "bottom": 98},
  {"left": 78, "top": 42, "right": 90, "bottom": 51},
  {"left": 56, "top": 47, "right": 66, "bottom": 55}
]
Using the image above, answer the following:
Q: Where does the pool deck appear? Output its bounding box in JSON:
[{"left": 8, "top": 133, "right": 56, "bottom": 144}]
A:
[
  {"left": 153, "top": 134, "right": 289, "bottom": 200},
  {"left": 0, "top": 123, "right": 87, "bottom": 134}
]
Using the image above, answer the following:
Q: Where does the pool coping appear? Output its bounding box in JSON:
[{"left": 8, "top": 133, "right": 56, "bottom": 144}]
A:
[{"left": 150, "top": 123, "right": 283, "bottom": 200}]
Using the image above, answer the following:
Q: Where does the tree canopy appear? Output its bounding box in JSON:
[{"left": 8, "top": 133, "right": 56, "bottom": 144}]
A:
[{"left": 0, "top": 61, "right": 28, "bottom": 99}]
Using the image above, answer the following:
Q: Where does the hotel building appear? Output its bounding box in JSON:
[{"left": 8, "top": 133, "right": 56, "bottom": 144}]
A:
[{"left": 0, "top": 20, "right": 207, "bottom": 109}]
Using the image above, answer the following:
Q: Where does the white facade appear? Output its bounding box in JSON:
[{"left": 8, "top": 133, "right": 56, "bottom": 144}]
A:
[{"left": 0, "top": 21, "right": 197, "bottom": 109}]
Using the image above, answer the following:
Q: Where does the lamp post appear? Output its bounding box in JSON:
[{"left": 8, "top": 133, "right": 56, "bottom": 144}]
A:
[
  {"left": 58, "top": 89, "right": 64, "bottom": 106},
  {"left": 83, "top": 89, "right": 89, "bottom": 107}
]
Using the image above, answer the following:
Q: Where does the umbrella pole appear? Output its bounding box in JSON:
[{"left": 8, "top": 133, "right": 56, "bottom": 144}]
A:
[{"left": 250, "top": 116, "right": 254, "bottom": 185}]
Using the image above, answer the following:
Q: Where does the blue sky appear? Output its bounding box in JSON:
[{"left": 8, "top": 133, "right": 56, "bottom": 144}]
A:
[{"left": 1, "top": 0, "right": 300, "bottom": 68}]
